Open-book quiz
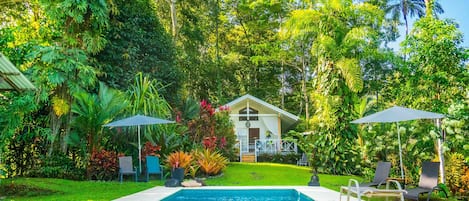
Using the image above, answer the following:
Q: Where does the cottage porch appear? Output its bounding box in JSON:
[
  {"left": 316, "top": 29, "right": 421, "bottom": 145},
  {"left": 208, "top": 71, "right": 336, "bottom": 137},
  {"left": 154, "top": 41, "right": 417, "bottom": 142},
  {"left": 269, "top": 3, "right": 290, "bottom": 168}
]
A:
[{"left": 237, "top": 139, "right": 298, "bottom": 162}]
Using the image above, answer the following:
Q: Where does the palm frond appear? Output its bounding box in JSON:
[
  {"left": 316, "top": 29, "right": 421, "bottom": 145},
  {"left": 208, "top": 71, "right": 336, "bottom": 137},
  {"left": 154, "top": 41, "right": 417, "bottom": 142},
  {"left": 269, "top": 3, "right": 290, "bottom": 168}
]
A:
[
  {"left": 336, "top": 58, "right": 363, "bottom": 93},
  {"left": 280, "top": 9, "right": 320, "bottom": 40}
]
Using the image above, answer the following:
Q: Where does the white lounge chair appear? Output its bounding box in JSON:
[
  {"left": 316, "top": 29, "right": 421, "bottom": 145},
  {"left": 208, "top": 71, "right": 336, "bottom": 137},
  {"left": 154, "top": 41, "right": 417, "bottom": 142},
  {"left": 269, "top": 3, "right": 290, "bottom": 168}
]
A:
[{"left": 340, "top": 179, "right": 407, "bottom": 201}]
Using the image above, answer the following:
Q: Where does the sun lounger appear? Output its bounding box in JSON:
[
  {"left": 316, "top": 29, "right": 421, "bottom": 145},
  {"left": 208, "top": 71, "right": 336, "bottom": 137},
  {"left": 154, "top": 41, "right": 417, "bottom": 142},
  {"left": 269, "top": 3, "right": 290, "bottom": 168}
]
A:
[
  {"left": 340, "top": 179, "right": 406, "bottom": 201},
  {"left": 359, "top": 161, "right": 391, "bottom": 188},
  {"left": 404, "top": 161, "right": 447, "bottom": 201}
]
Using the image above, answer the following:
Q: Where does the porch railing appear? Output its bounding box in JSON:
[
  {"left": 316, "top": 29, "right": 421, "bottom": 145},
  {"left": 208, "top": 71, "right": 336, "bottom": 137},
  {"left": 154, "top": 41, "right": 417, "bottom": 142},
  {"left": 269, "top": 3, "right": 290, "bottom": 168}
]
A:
[{"left": 237, "top": 139, "right": 297, "bottom": 162}]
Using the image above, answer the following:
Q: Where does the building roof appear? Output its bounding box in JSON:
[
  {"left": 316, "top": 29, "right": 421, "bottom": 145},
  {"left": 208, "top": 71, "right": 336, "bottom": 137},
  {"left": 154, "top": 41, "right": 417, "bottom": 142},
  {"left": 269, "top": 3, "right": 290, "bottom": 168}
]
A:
[
  {"left": 223, "top": 94, "right": 300, "bottom": 130},
  {"left": 0, "top": 53, "right": 36, "bottom": 91}
]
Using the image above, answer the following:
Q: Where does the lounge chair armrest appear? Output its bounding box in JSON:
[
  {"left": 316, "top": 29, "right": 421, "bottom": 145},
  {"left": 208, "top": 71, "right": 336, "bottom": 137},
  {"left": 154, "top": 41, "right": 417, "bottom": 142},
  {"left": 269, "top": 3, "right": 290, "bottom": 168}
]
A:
[
  {"left": 348, "top": 179, "right": 360, "bottom": 189},
  {"left": 386, "top": 180, "right": 403, "bottom": 190}
]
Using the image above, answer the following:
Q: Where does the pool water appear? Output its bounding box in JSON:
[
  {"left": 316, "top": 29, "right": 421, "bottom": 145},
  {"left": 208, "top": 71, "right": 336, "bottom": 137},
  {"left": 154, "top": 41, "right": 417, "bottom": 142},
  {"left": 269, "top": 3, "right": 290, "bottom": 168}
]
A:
[{"left": 161, "top": 189, "right": 315, "bottom": 201}]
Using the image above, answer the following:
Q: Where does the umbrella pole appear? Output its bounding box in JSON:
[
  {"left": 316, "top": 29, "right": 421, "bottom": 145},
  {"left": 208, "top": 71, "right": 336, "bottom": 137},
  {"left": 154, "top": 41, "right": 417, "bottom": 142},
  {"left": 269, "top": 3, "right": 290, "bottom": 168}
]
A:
[
  {"left": 436, "top": 119, "right": 445, "bottom": 184},
  {"left": 138, "top": 125, "right": 142, "bottom": 174},
  {"left": 397, "top": 122, "right": 405, "bottom": 180}
]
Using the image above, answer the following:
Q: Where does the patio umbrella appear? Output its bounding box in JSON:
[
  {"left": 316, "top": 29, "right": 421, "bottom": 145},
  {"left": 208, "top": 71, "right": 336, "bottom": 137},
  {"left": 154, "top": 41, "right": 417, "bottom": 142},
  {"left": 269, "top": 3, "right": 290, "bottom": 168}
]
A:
[
  {"left": 351, "top": 106, "right": 445, "bottom": 181},
  {"left": 104, "top": 115, "right": 174, "bottom": 173}
]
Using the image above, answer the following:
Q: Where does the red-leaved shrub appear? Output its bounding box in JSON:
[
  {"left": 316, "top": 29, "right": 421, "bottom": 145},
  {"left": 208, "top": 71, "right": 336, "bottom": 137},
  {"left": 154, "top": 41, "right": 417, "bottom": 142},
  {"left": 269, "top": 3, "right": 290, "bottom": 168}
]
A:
[{"left": 88, "top": 149, "right": 119, "bottom": 181}]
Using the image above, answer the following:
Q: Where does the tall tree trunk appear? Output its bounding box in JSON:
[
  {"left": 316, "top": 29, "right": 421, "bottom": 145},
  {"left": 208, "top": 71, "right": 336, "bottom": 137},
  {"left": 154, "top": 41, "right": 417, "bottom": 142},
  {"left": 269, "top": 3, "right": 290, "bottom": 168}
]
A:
[
  {"left": 425, "top": 0, "right": 433, "bottom": 17},
  {"left": 402, "top": 3, "right": 409, "bottom": 61},
  {"left": 61, "top": 96, "right": 73, "bottom": 153},
  {"left": 169, "top": 0, "right": 177, "bottom": 39},
  {"left": 404, "top": 15, "right": 409, "bottom": 37},
  {"left": 48, "top": 111, "right": 61, "bottom": 156},
  {"left": 301, "top": 54, "right": 309, "bottom": 129},
  {"left": 281, "top": 60, "right": 285, "bottom": 109}
]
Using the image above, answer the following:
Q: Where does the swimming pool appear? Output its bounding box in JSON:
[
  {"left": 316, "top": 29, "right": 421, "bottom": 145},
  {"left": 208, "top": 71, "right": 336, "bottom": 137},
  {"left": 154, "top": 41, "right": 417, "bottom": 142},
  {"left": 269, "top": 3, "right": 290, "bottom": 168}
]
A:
[{"left": 161, "top": 189, "right": 315, "bottom": 201}]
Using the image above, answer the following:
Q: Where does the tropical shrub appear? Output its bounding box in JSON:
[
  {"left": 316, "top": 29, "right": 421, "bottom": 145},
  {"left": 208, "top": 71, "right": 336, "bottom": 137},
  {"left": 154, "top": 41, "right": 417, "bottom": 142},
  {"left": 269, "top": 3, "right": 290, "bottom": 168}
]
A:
[
  {"left": 125, "top": 73, "right": 185, "bottom": 158},
  {"left": 461, "top": 166, "right": 469, "bottom": 196},
  {"left": 0, "top": 161, "right": 7, "bottom": 180},
  {"left": 445, "top": 152, "right": 467, "bottom": 196},
  {"left": 443, "top": 100, "right": 469, "bottom": 162},
  {"left": 1, "top": 94, "right": 46, "bottom": 178},
  {"left": 257, "top": 153, "right": 299, "bottom": 165},
  {"left": 72, "top": 82, "right": 128, "bottom": 160},
  {"left": 28, "top": 153, "right": 85, "bottom": 180},
  {"left": 166, "top": 151, "right": 193, "bottom": 171},
  {"left": 142, "top": 142, "right": 161, "bottom": 158},
  {"left": 193, "top": 149, "right": 228, "bottom": 176},
  {"left": 88, "top": 149, "right": 118, "bottom": 181},
  {"left": 187, "top": 163, "right": 200, "bottom": 179},
  {"left": 213, "top": 107, "right": 237, "bottom": 161},
  {"left": 202, "top": 136, "right": 218, "bottom": 150},
  {"left": 187, "top": 100, "right": 236, "bottom": 160},
  {"left": 187, "top": 100, "right": 215, "bottom": 143}
]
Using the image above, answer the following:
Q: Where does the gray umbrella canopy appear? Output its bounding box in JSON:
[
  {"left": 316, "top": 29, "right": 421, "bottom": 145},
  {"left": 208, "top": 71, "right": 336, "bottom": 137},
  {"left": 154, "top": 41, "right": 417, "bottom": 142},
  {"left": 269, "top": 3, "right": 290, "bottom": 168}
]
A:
[
  {"left": 104, "top": 115, "right": 174, "bottom": 173},
  {"left": 104, "top": 115, "right": 174, "bottom": 127},
  {"left": 351, "top": 106, "right": 445, "bottom": 181},
  {"left": 351, "top": 106, "right": 444, "bottom": 124}
]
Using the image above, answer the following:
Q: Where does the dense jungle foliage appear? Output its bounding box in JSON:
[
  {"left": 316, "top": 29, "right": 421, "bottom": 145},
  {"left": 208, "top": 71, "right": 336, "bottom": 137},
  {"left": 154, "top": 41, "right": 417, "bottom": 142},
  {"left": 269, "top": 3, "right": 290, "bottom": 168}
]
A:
[{"left": 0, "top": 0, "right": 468, "bottom": 197}]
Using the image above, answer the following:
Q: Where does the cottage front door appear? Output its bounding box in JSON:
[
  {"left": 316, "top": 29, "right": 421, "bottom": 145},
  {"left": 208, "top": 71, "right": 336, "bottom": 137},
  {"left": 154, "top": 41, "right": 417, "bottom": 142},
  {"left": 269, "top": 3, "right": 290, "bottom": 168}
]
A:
[{"left": 248, "top": 128, "right": 259, "bottom": 152}]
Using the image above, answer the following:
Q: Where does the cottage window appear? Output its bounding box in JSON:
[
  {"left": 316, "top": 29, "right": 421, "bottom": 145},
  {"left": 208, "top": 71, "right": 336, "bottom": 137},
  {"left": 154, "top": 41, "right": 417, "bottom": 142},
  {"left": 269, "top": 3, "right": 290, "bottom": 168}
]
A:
[{"left": 239, "top": 107, "right": 258, "bottom": 121}]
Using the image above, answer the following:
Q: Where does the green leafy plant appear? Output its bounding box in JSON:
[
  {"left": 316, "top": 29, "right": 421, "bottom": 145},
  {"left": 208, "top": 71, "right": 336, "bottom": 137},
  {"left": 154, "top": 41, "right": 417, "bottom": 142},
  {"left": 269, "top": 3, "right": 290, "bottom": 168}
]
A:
[
  {"left": 27, "top": 153, "right": 85, "bottom": 180},
  {"left": 72, "top": 82, "right": 128, "bottom": 158},
  {"left": 257, "top": 153, "right": 299, "bottom": 165},
  {"left": 0, "top": 162, "right": 6, "bottom": 180}
]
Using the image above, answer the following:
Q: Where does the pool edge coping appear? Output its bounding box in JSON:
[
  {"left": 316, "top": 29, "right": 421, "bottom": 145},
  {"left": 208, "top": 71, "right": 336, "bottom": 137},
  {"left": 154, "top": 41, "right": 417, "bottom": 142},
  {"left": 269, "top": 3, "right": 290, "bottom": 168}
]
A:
[{"left": 113, "top": 186, "right": 347, "bottom": 201}]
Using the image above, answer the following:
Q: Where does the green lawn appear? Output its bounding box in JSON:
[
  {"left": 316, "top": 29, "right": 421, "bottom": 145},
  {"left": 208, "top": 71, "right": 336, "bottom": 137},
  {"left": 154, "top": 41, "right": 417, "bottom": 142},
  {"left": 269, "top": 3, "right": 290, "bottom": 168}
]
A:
[
  {"left": 0, "top": 162, "right": 361, "bottom": 201},
  {"left": 206, "top": 162, "right": 362, "bottom": 191},
  {"left": 0, "top": 178, "right": 164, "bottom": 201}
]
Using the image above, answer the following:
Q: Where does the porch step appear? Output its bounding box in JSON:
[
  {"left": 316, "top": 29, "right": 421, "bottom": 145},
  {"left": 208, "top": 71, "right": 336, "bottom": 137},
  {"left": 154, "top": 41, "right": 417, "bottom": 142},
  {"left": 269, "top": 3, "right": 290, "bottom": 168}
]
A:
[{"left": 241, "top": 153, "right": 256, "bottom": 163}]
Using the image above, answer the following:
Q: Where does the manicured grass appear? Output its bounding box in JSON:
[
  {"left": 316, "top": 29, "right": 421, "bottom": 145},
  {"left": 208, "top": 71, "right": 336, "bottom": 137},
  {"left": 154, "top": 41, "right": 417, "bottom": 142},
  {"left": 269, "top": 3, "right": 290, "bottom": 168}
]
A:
[
  {"left": 0, "top": 177, "right": 164, "bottom": 201},
  {"left": 0, "top": 163, "right": 362, "bottom": 200},
  {"left": 206, "top": 162, "right": 362, "bottom": 191}
]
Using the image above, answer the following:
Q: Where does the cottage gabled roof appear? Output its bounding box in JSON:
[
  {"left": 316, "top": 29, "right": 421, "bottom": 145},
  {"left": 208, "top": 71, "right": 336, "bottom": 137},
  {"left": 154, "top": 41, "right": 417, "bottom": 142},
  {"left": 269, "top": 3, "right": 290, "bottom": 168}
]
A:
[
  {"left": 0, "top": 53, "right": 36, "bottom": 91},
  {"left": 223, "top": 94, "right": 300, "bottom": 130}
]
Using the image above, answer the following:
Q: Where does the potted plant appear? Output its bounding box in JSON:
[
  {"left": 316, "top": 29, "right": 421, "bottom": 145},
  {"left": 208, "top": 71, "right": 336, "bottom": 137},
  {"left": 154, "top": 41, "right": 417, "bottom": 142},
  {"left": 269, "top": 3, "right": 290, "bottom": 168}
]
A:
[{"left": 166, "top": 151, "right": 192, "bottom": 183}]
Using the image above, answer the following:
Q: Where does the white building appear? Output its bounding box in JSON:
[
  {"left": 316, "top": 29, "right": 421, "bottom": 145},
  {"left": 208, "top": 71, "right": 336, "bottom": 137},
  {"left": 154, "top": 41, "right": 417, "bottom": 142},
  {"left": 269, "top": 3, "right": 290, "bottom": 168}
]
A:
[{"left": 222, "top": 94, "right": 300, "bottom": 162}]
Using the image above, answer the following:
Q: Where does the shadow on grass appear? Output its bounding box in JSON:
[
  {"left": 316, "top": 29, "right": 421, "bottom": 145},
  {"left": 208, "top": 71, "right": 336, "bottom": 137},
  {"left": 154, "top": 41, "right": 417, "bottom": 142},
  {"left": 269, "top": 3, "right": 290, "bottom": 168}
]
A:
[{"left": 0, "top": 182, "right": 58, "bottom": 199}]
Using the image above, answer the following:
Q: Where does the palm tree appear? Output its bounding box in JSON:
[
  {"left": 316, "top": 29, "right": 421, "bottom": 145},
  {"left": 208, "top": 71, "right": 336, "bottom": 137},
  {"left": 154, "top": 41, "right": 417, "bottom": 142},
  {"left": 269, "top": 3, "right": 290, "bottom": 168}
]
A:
[
  {"left": 386, "top": 0, "right": 443, "bottom": 36},
  {"left": 282, "top": 0, "right": 383, "bottom": 174},
  {"left": 72, "top": 82, "right": 128, "bottom": 157}
]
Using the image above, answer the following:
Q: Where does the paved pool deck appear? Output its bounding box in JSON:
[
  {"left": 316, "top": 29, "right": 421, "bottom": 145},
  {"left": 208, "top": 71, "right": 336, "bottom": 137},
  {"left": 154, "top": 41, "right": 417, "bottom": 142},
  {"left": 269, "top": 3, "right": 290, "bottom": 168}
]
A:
[{"left": 114, "top": 186, "right": 356, "bottom": 201}]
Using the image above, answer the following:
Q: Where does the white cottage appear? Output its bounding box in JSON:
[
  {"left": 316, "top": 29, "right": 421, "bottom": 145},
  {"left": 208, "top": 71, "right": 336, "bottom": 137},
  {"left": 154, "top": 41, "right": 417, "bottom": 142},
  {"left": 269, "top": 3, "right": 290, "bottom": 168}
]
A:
[{"left": 222, "top": 94, "right": 300, "bottom": 162}]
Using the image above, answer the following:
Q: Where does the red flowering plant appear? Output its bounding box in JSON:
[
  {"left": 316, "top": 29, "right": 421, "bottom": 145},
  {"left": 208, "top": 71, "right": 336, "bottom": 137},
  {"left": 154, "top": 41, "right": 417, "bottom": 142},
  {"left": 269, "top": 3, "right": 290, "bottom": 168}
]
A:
[
  {"left": 203, "top": 136, "right": 218, "bottom": 150},
  {"left": 141, "top": 141, "right": 161, "bottom": 162},
  {"left": 188, "top": 100, "right": 216, "bottom": 144},
  {"left": 187, "top": 100, "right": 237, "bottom": 160},
  {"left": 213, "top": 107, "right": 237, "bottom": 160}
]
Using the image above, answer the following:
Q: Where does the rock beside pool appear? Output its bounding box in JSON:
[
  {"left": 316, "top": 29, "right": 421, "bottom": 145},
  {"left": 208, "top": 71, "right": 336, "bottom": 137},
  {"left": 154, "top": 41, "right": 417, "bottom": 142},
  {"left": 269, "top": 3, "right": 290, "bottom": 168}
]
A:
[
  {"left": 181, "top": 180, "right": 202, "bottom": 187},
  {"left": 164, "top": 179, "right": 180, "bottom": 187}
]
